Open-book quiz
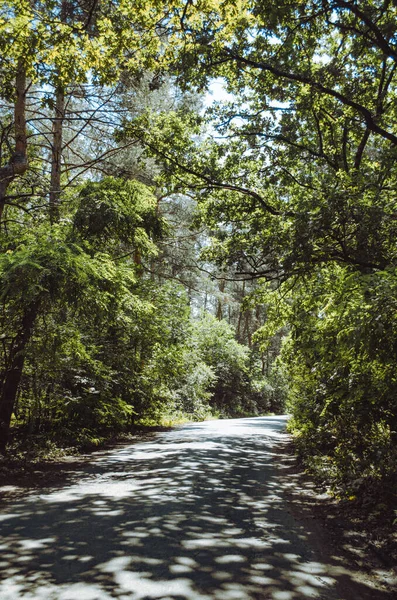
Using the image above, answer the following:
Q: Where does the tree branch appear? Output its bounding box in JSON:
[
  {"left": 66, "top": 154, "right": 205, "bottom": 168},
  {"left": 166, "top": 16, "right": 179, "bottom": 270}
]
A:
[{"left": 222, "top": 49, "right": 397, "bottom": 146}]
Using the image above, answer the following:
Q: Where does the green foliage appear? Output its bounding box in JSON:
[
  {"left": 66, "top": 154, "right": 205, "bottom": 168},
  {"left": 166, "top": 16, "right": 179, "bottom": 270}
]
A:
[
  {"left": 188, "top": 313, "right": 273, "bottom": 416},
  {"left": 174, "top": 349, "right": 215, "bottom": 421},
  {"left": 1, "top": 177, "right": 173, "bottom": 444},
  {"left": 73, "top": 177, "right": 165, "bottom": 254},
  {"left": 0, "top": 0, "right": 170, "bottom": 90},
  {"left": 269, "top": 267, "right": 397, "bottom": 495},
  {"left": 190, "top": 313, "right": 249, "bottom": 415}
]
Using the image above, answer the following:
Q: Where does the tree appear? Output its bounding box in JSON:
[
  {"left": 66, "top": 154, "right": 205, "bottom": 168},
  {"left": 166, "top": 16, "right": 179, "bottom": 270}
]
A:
[{"left": 0, "top": 176, "right": 164, "bottom": 451}]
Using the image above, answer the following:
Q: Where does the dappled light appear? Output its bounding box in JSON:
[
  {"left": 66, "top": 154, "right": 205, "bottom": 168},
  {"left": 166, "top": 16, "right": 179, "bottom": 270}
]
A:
[{"left": 0, "top": 417, "right": 391, "bottom": 599}]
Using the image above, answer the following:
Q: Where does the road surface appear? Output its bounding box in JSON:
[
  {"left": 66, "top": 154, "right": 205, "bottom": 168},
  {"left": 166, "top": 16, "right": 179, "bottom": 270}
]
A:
[{"left": 0, "top": 416, "right": 394, "bottom": 599}]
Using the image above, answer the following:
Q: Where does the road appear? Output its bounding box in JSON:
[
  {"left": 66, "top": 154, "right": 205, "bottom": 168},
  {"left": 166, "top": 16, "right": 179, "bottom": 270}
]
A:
[{"left": 0, "top": 416, "right": 394, "bottom": 599}]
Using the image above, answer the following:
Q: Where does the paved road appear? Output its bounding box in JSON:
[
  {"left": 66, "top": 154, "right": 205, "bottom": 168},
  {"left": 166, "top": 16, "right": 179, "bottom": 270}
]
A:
[{"left": 0, "top": 417, "right": 393, "bottom": 599}]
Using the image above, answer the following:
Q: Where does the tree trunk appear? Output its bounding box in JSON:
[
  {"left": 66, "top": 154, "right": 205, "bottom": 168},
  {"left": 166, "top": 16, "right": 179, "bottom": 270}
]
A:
[
  {"left": 49, "top": 86, "right": 65, "bottom": 224},
  {"left": 0, "top": 62, "right": 27, "bottom": 222},
  {"left": 216, "top": 279, "right": 225, "bottom": 320},
  {"left": 243, "top": 310, "right": 252, "bottom": 348},
  {"left": 236, "top": 281, "right": 246, "bottom": 341},
  {"left": 0, "top": 300, "right": 39, "bottom": 453}
]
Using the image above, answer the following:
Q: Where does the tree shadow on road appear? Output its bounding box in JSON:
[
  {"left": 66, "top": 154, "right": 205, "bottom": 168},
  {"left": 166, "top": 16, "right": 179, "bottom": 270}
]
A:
[{"left": 0, "top": 417, "right": 394, "bottom": 599}]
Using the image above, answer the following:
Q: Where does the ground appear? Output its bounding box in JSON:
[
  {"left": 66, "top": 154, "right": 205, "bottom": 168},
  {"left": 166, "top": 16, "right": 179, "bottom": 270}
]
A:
[{"left": 0, "top": 416, "right": 396, "bottom": 599}]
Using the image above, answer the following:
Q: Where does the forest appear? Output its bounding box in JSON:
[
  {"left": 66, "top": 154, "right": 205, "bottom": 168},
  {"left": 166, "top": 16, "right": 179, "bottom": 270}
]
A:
[{"left": 0, "top": 0, "right": 396, "bottom": 503}]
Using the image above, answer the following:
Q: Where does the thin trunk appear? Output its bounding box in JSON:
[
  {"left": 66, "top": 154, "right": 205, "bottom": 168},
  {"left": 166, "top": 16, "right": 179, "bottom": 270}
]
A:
[
  {"left": 49, "top": 86, "right": 64, "bottom": 224},
  {"left": 216, "top": 279, "right": 225, "bottom": 320},
  {"left": 0, "top": 62, "right": 27, "bottom": 222},
  {"left": 243, "top": 310, "right": 252, "bottom": 348},
  {"left": 237, "top": 281, "right": 246, "bottom": 340},
  {"left": 0, "top": 300, "right": 39, "bottom": 453}
]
